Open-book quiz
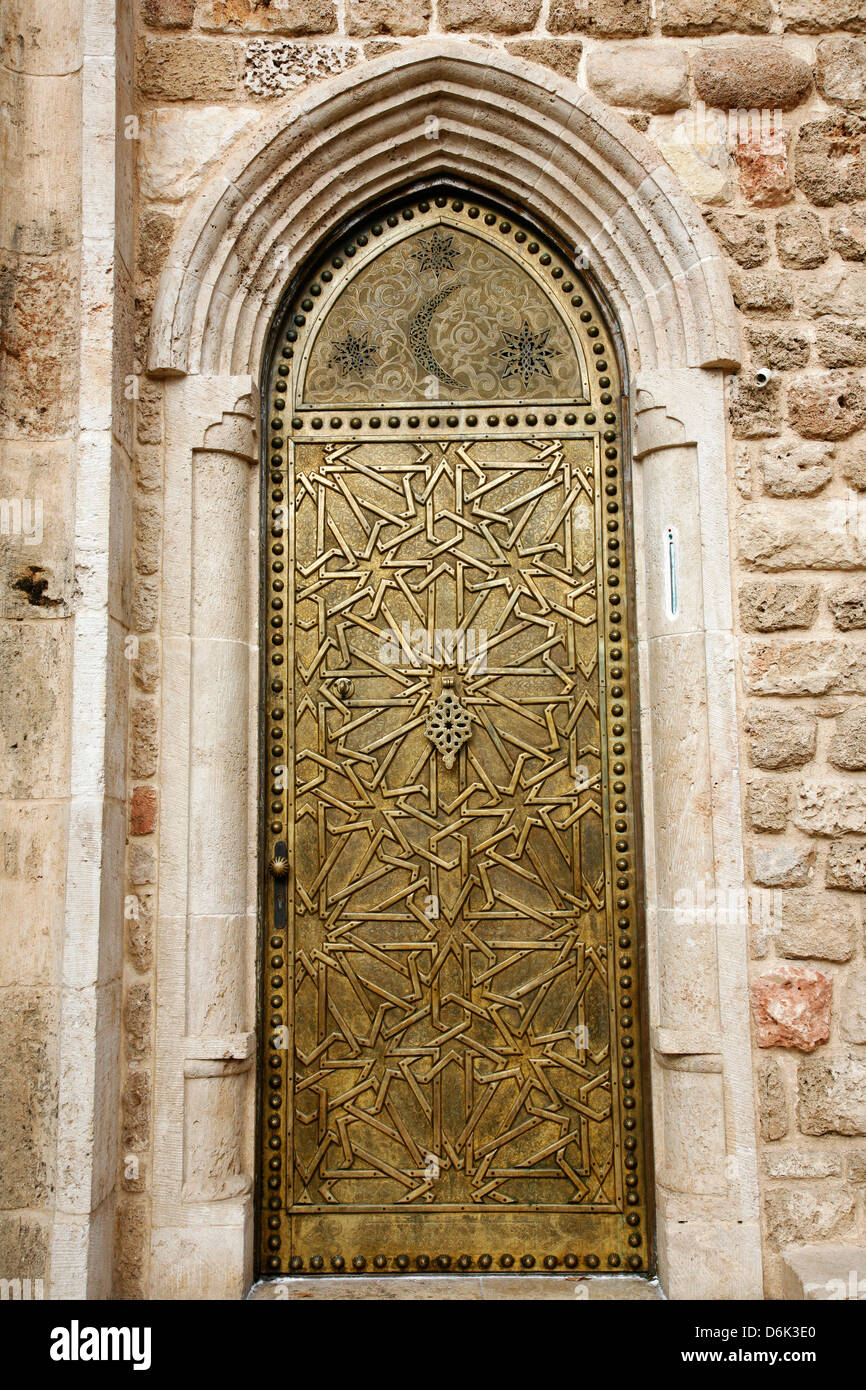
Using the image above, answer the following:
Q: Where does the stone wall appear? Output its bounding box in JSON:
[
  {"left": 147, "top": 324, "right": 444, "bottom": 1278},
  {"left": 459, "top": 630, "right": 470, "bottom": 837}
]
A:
[{"left": 127, "top": 0, "right": 866, "bottom": 1300}]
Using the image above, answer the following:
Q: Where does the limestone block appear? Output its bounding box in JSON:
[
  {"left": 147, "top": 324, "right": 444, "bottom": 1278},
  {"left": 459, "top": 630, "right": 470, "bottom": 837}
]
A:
[
  {"left": 138, "top": 37, "right": 245, "bottom": 101},
  {"left": 743, "top": 639, "right": 866, "bottom": 696},
  {"left": 660, "top": 1070, "right": 727, "bottom": 1195},
  {"left": 438, "top": 0, "right": 539, "bottom": 33},
  {"left": 658, "top": 0, "right": 772, "bottom": 33},
  {"left": 830, "top": 210, "right": 866, "bottom": 261},
  {"left": 730, "top": 270, "right": 792, "bottom": 314},
  {"left": 795, "top": 782, "right": 866, "bottom": 836},
  {"left": 816, "top": 322, "right": 866, "bottom": 369},
  {"left": 145, "top": 0, "right": 195, "bottom": 24},
  {"left": 0, "top": 0, "right": 81, "bottom": 73},
  {"left": 128, "top": 841, "right": 157, "bottom": 887},
  {"left": 739, "top": 500, "right": 866, "bottom": 572},
  {"left": 739, "top": 581, "right": 820, "bottom": 631},
  {"left": 186, "top": 915, "right": 248, "bottom": 1036},
  {"left": 816, "top": 37, "right": 866, "bottom": 110},
  {"left": 757, "top": 1057, "right": 788, "bottom": 1138},
  {"left": 746, "top": 779, "right": 789, "bottom": 831},
  {"left": 134, "top": 495, "right": 162, "bottom": 578},
  {"left": 775, "top": 208, "right": 827, "bottom": 268},
  {"left": 829, "top": 705, "right": 866, "bottom": 769},
  {"left": 586, "top": 42, "right": 688, "bottom": 114},
  {"left": 0, "top": 800, "right": 65, "bottom": 987},
  {"left": 243, "top": 38, "right": 359, "bottom": 97},
  {"left": 0, "top": 988, "right": 58, "bottom": 1205},
  {"left": 0, "top": 619, "right": 72, "bottom": 798},
  {"left": 796, "top": 116, "right": 866, "bottom": 206},
  {"left": 138, "top": 106, "right": 257, "bottom": 202},
  {"left": 782, "top": 0, "right": 866, "bottom": 31},
  {"left": 347, "top": 0, "right": 432, "bottom": 34},
  {"left": 751, "top": 841, "right": 815, "bottom": 887},
  {"left": 657, "top": 122, "right": 732, "bottom": 205},
  {"left": 504, "top": 41, "right": 583, "bottom": 81},
  {"left": 798, "top": 267, "right": 866, "bottom": 317},
  {"left": 758, "top": 441, "right": 832, "bottom": 496},
  {"left": 114, "top": 1199, "right": 147, "bottom": 1301},
  {"left": 197, "top": 0, "right": 337, "bottom": 33},
  {"left": 830, "top": 581, "right": 866, "bottom": 629},
  {"left": 776, "top": 891, "right": 856, "bottom": 962},
  {"left": 752, "top": 966, "right": 831, "bottom": 1050},
  {"left": 137, "top": 210, "right": 176, "bottom": 283},
  {"left": 548, "top": 0, "right": 650, "bottom": 36},
  {"left": 129, "top": 699, "right": 158, "bottom": 780},
  {"left": 841, "top": 967, "right": 866, "bottom": 1042},
  {"left": 848, "top": 1149, "right": 866, "bottom": 1179},
  {"left": 0, "top": 1214, "right": 49, "bottom": 1284},
  {"left": 780, "top": 1245, "right": 866, "bottom": 1301},
  {"left": 132, "top": 576, "right": 159, "bottom": 634},
  {"left": 0, "top": 438, "right": 77, "bottom": 618},
  {"left": 703, "top": 211, "right": 768, "bottom": 267},
  {"left": 131, "top": 635, "right": 160, "bottom": 694},
  {"left": 736, "top": 130, "right": 793, "bottom": 207},
  {"left": 130, "top": 786, "right": 158, "bottom": 836},
  {"left": 124, "top": 982, "right": 153, "bottom": 1061},
  {"left": 764, "top": 1187, "right": 855, "bottom": 1249},
  {"left": 728, "top": 377, "right": 780, "bottom": 439},
  {"left": 0, "top": 251, "right": 80, "bottom": 439},
  {"left": 121, "top": 1068, "right": 151, "bottom": 1151},
  {"left": 746, "top": 703, "right": 816, "bottom": 769},
  {"left": 693, "top": 45, "right": 812, "bottom": 111},
  {"left": 746, "top": 326, "right": 810, "bottom": 372},
  {"left": 798, "top": 1054, "right": 866, "bottom": 1134},
  {"left": 126, "top": 888, "right": 154, "bottom": 974},
  {"left": 763, "top": 1148, "right": 842, "bottom": 1178},
  {"left": 827, "top": 838, "right": 866, "bottom": 890},
  {"left": 0, "top": 69, "right": 81, "bottom": 254},
  {"left": 788, "top": 372, "right": 866, "bottom": 440}
]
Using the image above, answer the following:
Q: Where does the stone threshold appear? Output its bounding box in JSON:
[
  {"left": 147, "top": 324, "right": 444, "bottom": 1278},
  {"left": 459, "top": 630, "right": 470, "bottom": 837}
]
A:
[{"left": 248, "top": 1274, "right": 663, "bottom": 1300}]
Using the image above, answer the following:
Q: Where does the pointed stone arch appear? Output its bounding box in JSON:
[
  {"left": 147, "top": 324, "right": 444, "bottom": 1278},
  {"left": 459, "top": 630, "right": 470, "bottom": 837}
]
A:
[{"left": 145, "top": 42, "right": 763, "bottom": 1300}]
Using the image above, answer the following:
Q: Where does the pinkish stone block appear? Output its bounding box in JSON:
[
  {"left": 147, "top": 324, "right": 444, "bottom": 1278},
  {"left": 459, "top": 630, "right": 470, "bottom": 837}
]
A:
[
  {"left": 736, "top": 130, "right": 794, "bottom": 206},
  {"left": 752, "top": 966, "right": 831, "bottom": 1051}
]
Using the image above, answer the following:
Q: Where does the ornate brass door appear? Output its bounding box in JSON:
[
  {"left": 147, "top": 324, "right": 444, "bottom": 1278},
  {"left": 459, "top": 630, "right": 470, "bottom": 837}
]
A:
[{"left": 259, "top": 188, "right": 650, "bottom": 1277}]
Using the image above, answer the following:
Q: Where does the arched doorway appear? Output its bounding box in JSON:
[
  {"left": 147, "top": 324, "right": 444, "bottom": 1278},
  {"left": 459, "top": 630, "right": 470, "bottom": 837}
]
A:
[{"left": 257, "top": 184, "right": 651, "bottom": 1277}]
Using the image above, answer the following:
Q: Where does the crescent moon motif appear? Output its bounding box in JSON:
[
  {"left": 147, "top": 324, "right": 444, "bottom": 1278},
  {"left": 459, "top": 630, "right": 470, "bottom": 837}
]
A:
[{"left": 408, "top": 281, "right": 462, "bottom": 390}]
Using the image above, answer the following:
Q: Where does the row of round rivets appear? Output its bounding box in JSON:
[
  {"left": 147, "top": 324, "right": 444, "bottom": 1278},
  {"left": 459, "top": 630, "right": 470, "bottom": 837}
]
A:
[
  {"left": 277, "top": 402, "right": 612, "bottom": 435},
  {"left": 263, "top": 1252, "right": 642, "bottom": 1272}
]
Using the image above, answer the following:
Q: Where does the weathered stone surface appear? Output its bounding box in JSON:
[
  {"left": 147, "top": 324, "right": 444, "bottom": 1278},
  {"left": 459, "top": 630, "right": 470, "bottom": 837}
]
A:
[
  {"left": 138, "top": 37, "right": 244, "bottom": 100},
  {"left": 827, "top": 838, "right": 866, "bottom": 890},
  {"left": 782, "top": 0, "right": 866, "bottom": 32},
  {"left": 0, "top": 990, "right": 57, "bottom": 1205},
  {"left": 739, "top": 580, "right": 819, "bottom": 631},
  {"left": 816, "top": 37, "right": 866, "bottom": 110},
  {"left": 659, "top": 0, "right": 772, "bottom": 33},
  {"left": 130, "top": 785, "right": 158, "bottom": 837},
  {"left": 816, "top": 322, "right": 866, "bottom": 369},
  {"left": 439, "top": 0, "right": 539, "bottom": 31},
  {"left": 775, "top": 208, "right": 828, "bottom": 268},
  {"left": 244, "top": 38, "right": 359, "bottom": 95},
  {"left": 730, "top": 271, "right": 792, "bottom": 314},
  {"left": 794, "top": 782, "right": 866, "bottom": 835},
  {"left": 744, "top": 640, "right": 866, "bottom": 695},
  {"left": 128, "top": 842, "right": 157, "bottom": 887},
  {"left": 693, "top": 45, "right": 812, "bottom": 111},
  {"left": 114, "top": 1198, "right": 147, "bottom": 1300},
  {"left": 764, "top": 1187, "right": 855, "bottom": 1248},
  {"left": 788, "top": 372, "right": 866, "bottom": 440},
  {"left": 746, "top": 703, "right": 816, "bottom": 768},
  {"left": 0, "top": 1214, "right": 49, "bottom": 1283},
  {"left": 757, "top": 1057, "right": 788, "bottom": 1139},
  {"left": 658, "top": 124, "right": 732, "bottom": 204},
  {"left": 841, "top": 967, "right": 866, "bottom": 1042},
  {"left": 126, "top": 889, "right": 154, "bottom": 974},
  {"left": 347, "top": 0, "right": 431, "bottom": 35},
  {"left": 747, "top": 778, "right": 790, "bottom": 830},
  {"left": 798, "top": 267, "right": 866, "bottom": 318},
  {"left": 737, "top": 130, "right": 793, "bottom": 207},
  {"left": 738, "top": 500, "right": 866, "bottom": 572},
  {"left": 757, "top": 439, "right": 832, "bottom": 495},
  {"left": 132, "top": 576, "right": 159, "bottom": 634},
  {"left": 0, "top": 621, "right": 71, "bottom": 798},
  {"left": 763, "top": 1148, "right": 842, "bottom": 1178},
  {"left": 831, "top": 706, "right": 866, "bottom": 769},
  {"left": 122, "top": 1069, "right": 151, "bottom": 1151},
  {"left": 776, "top": 890, "right": 857, "bottom": 961},
  {"left": 0, "top": 252, "right": 80, "bottom": 438},
  {"left": 198, "top": 0, "right": 337, "bottom": 32},
  {"left": 830, "top": 209, "right": 866, "bottom": 260},
  {"left": 139, "top": 107, "right": 257, "bottom": 201},
  {"left": 130, "top": 699, "right": 158, "bottom": 780},
  {"left": 144, "top": 0, "right": 194, "bottom": 24},
  {"left": 704, "top": 211, "right": 768, "bottom": 267},
  {"left": 729, "top": 377, "right": 780, "bottom": 438},
  {"left": 848, "top": 1149, "right": 866, "bottom": 1180},
  {"left": 124, "top": 983, "right": 153, "bottom": 1062},
  {"left": 586, "top": 42, "right": 688, "bottom": 113},
  {"left": 549, "top": 0, "right": 650, "bottom": 36},
  {"left": 751, "top": 842, "right": 816, "bottom": 887},
  {"left": 504, "top": 40, "right": 583, "bottom": 80},
  {"left": 137, "top": 210, "right": 176, "bottom": 283},
  {"left": 747, "top": 325, "right": 809, "bottom": 371},
  {"left": 131, "top": 636, "right": 160, "bottom": 694},
  {"left": 799, "top": 1055, "right": 866, "bottom": 1134},
  {"left": 796, "top": 115, "right": 866, "bottom": 206},
  {"left": 830, "top": 581, "right": 866, "bottom": 629},
  {"left": 842, "top": 450, "right": 866, "bottom": 488},
  {"left": 134, "top": 496, "right": 162, "bottom": 578}
]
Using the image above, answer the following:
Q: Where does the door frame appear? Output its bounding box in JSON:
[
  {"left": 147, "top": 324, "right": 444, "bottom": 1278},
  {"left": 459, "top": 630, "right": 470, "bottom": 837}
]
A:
[{"left": 143, "top": 42, "right": 762, "bottom": 1300}]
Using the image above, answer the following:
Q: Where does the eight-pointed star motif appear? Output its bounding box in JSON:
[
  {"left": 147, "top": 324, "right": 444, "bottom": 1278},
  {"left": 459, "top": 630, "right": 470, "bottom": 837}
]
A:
[
  {"left": 328, "top": 328, "right": 378, "bottom": 379},
  {"left": 497, "top": 321, "right": 561, "bottom": 389},
  {"left": 412, "top": 229, "right": 461, "bottom": 278}
]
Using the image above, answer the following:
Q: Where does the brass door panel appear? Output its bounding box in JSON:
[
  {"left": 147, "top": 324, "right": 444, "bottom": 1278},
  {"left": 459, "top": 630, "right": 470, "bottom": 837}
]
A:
[{"left": 259, "top": 189, "right": 650, "bottom": 1277}]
